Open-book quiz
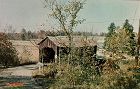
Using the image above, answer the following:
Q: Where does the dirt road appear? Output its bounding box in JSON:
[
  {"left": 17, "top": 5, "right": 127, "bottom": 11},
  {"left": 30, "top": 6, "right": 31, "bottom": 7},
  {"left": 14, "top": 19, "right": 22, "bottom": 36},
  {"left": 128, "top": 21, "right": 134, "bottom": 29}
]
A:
[{"left": 0, "top": 64, "right": 38, "bottom": 77}]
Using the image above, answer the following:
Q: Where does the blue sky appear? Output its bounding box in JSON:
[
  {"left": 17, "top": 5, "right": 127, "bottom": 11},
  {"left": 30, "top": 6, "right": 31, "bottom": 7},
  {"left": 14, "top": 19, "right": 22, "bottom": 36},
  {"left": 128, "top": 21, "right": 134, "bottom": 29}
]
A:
[{"left": 0, "top": 0, "right": 140, "bottom": 33}]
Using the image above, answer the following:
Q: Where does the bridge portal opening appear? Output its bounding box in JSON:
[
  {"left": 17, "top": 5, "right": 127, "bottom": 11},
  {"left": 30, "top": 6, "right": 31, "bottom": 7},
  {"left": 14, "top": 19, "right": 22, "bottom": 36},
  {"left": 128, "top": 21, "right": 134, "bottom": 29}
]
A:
[{"left": 41, "top": 47, "right": 55, "bottom": 63}]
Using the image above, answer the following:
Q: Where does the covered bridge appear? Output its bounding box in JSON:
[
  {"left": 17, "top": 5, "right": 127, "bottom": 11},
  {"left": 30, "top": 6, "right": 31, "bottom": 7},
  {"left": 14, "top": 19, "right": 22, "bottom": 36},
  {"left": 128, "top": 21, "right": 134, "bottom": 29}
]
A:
[{"left": 38, "top": 36, "right": 97, "bottom": 63}]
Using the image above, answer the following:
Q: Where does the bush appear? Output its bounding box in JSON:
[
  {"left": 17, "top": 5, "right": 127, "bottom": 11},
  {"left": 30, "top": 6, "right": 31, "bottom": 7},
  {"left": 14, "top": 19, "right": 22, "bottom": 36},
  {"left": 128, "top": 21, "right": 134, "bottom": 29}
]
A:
[
  {"left": 0, "top": 34, "right": 19, "bottom": 67},
  {"left": 98, "top": 70, "right": 138, "bottom": 89}
]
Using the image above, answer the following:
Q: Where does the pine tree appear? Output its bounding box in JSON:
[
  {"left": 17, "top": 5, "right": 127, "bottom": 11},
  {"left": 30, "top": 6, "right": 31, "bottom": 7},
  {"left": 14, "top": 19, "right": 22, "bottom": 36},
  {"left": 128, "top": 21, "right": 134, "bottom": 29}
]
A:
[
  {"left": 123, "top": 19, "right": 136, "bottom": 56},
  {"left": 107, "top": 22, "right": 116, "bottom": 37}
]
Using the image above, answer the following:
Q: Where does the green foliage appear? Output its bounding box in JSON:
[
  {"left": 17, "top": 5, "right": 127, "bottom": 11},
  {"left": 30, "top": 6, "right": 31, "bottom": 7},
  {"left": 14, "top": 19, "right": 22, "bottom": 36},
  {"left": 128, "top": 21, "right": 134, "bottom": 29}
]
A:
[{"left": 0, "top": 34, "right": 19, "bottom": 67}]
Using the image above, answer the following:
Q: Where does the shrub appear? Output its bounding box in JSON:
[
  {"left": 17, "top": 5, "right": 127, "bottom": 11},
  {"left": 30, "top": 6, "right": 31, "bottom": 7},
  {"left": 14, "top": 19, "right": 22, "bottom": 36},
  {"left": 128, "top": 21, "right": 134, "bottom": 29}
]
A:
[{"left": 0, "top": 34, "right": 19, "bottom": 67}]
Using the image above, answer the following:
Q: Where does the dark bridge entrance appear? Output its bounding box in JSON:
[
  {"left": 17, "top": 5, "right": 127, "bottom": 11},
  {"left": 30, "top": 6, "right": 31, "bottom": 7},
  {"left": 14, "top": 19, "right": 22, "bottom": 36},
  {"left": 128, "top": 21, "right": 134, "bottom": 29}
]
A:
[{"left": 41, "top": 47, "right": 55, "bottom": 63}]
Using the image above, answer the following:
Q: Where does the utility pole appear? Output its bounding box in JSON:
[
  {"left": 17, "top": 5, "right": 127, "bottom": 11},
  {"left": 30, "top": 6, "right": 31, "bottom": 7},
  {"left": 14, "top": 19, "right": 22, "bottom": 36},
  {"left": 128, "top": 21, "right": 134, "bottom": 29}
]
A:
[{"left": 135, "top": 19, "right": 140, "bottom": 66}]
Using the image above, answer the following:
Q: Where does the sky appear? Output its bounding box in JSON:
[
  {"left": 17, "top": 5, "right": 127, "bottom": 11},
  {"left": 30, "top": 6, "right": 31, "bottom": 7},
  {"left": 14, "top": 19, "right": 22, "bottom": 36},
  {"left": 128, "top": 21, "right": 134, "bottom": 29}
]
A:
[{"left": 0, "top": 0, "right": 140, "bottom": 33}]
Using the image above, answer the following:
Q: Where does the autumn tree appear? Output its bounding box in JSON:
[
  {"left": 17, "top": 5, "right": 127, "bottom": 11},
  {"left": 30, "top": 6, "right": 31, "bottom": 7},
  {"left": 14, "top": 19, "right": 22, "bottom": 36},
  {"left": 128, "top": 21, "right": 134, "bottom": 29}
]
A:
[{"left": 105, "top": 29, "right": 130, "bottom": 54}]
